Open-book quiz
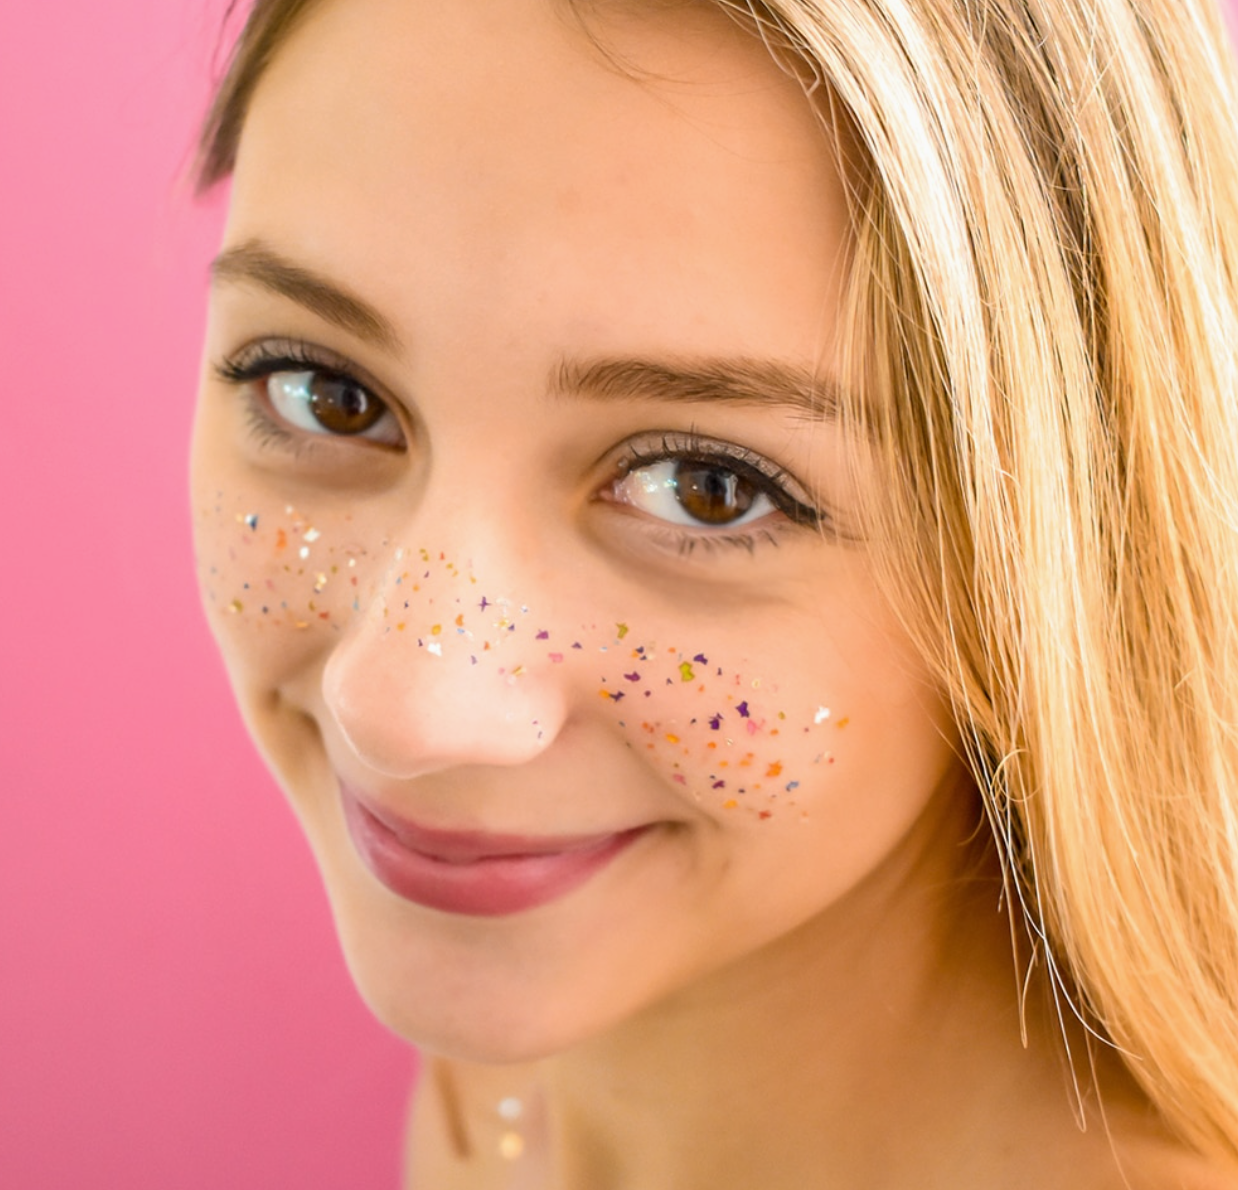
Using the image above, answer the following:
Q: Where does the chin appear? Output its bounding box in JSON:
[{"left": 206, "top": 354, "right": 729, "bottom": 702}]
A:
[
  {"left": 344, "top": 950, "right": 605, "bottom": 1066},
  {"left": 316, "top": 874, "right": 622, "bottom": 1065}
]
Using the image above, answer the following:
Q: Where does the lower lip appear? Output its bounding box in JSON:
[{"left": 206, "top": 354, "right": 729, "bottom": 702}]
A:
[{"left": 340, "top": 790, "right": 646, "bottom": 917}]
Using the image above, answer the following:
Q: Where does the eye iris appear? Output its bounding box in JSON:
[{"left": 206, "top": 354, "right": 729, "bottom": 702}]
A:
[
  {"left": 308, "top": 374, "right": 383, "bottom": 434},
  {"left": 674, "top": 462, "right": 756, "bottom": 524}
]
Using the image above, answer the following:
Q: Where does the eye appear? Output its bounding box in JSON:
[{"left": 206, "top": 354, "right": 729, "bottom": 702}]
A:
[
  {"left": 214, "top": 341, "right": 405, "bottom": 449},
  {"left": 613, "top": 458, "right": 775, "bottom": 528},
  {"left": 601, "top": 432, "right": 823, "bottom": 536},
  {"left": 266, "top": 369, "right": 400, "bottom": 443}
]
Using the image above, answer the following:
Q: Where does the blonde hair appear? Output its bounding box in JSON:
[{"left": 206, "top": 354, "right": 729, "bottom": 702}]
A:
[{"left": 196, "top": 0, "right": 1238, "bottom": 1162}]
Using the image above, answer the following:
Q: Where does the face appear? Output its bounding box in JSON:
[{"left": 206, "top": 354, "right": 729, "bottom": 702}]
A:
[{"left": 191, "top": 0, "right": 969, "bottom": 1059}]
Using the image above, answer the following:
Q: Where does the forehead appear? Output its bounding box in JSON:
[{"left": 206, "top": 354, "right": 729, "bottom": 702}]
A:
[{"left": 226, "top": 0, "right": 851, "bottom": 366}]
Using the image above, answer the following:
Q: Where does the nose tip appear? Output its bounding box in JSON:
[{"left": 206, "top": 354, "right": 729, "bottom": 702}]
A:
[{"left": 321, "top": 607, "right": 568, "bottom": 779}]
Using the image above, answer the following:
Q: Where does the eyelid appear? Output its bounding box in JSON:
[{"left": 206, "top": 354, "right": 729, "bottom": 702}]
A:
[
  {"left": 212, "top": 336, "right": 407, "bottom": 449},
  {"left": 608, "top": 429, "right": 826, "bottom": 530},
  {"left": 215, "top": 336, "right": 388, "bottom": 396}
]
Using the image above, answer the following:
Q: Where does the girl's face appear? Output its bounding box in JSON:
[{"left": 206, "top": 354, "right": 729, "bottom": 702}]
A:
[{"left": 191, "top": 0, "right": 970, "bottom": 1058}]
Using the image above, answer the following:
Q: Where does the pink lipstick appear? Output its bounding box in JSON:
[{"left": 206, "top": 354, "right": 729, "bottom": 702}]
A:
[{"left": 340, "top": 786, "right": 646, "bottom": 916}]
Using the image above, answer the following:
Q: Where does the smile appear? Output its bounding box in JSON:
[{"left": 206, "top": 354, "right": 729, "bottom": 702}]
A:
[{"left": 340, "top": 786, "right": 648, "bottom": 916}]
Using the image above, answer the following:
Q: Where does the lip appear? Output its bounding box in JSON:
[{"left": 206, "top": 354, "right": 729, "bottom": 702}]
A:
[{"left": 339, "top": 786, "right": 648, "bottom": 916}]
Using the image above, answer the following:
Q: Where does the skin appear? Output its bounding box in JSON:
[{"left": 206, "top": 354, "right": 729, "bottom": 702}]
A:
[{"left": 190, "top": 0, "right": 1232, "bottom": 1185}]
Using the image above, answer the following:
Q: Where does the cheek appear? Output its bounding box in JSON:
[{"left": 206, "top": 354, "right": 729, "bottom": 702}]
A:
[
  {"left": 191, "top": 489, "right": 361, "bottom": 681},
  {"left": 585, "top": 629, "right": 846, "bottom": 823}
]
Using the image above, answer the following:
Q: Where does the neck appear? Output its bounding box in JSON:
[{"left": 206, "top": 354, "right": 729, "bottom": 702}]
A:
[{"left": 531, "top": 783, "right": 1053, "bottom": 1189}]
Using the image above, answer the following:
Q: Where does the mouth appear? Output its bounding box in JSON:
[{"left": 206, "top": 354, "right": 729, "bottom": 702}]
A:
[{"left": 339, "top": 786, "right": 649, "bottom": 916}]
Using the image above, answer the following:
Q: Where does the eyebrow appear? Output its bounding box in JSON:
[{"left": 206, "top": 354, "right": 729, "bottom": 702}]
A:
[
  {"left": 551, "top": 355, "right": 840, "bottom": 419},
  {"left": 210, "top": 239, "right": 401, "bottom": 353},
  {"left": 209, "top": 241, "right": 839, "bottom": 418}
]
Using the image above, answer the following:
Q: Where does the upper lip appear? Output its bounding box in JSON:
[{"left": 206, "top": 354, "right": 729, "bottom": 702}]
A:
[{"left": 346, "top": 786, "right": 642, "bottom": 862}]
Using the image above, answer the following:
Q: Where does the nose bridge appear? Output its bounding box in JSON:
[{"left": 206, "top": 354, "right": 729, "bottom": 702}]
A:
[{"left": 322, "top": 538, "right": 570, "bottom": 778}]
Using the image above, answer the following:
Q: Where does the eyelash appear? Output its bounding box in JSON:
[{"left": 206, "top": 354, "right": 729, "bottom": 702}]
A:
[
  {"left": 613, "top": 431, "right": 825, "bottom": 544},
  {"left": 213, "top": 339, "right": 403, "bottom": 456},
  {"left": 212, "top": 341, "right": 828, "bottom": 553}
]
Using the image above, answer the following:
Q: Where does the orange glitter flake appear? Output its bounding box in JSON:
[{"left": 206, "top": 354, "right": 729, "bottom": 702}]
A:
[
  {"left": 665, "top": 733, "right": 680, "bottom": 744},
  {"left": 836, "top": 717, "right": 850, "bottom": 729},
  {"left": 275, "top": 529, "right": 288, "bottom": 551},
  {"left": 431, "top": 624, "right": 442, "bottom": 635},
  {"left": 454, "top": 614, "right": 464, "bottom": 627},
  {"left": 722, "top": 799, "right": 738, "bottom": 810},
  {"left": 766, "top": 762, "right": 783, "bottom": 778}
]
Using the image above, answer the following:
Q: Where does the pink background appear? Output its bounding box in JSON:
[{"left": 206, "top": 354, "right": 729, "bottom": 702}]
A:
[
  {"left": 1, "top": 3, "right": 412, "bottom": 1188},
  {"left": 1, "top": 2, "right": 1234, "bottom": 1188}
]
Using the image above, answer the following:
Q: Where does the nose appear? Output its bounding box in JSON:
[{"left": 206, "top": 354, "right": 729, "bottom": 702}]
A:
[{"left": 322, "top": 552, "right": 570, "bottom": 779}]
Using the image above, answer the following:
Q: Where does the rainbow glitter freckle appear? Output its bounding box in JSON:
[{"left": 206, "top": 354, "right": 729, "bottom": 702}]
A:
[{"left": 196, "top": 501, "right": 846, "bottom": 818}]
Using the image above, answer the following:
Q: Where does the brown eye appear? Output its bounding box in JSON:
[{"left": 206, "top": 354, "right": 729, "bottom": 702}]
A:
[
  {"left": 306, "top": 373, "right": 385, "bottom": 435},
  {"left": 610, "top": 458, "right": 776, "bottom": 528},
  {"left": 673, "top": 463, "right": 757, "bottom": 525},
  {"left": 265, "top": 369, "right": 402, "bottom": 445}
]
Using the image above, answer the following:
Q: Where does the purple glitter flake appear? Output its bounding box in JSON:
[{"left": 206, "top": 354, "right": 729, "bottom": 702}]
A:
[
  {"left": 693, "top": 653, "right": 708, "bottom": 664},
  {"left": 536, "top": 630, "right": 549, "bottom": 640},
  {"left": 608, "top": 691, "right": 626, "bottom": 702},
  {"left": 624, "top": 672, "right": 641, "bottom": 682},
  {"left": 737, "top": 700, "right": 750, "bottom": 718},
  {"left": 712, "top": 779, "right": 726, "bottom": 789},
  {"left": 709, "top": 714, "right": 723, "bottom": 730}
]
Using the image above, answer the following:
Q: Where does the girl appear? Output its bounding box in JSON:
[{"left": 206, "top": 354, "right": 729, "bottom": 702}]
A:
[{"left": 190, "top": 0, "right": 1238, "bottom": 1184}]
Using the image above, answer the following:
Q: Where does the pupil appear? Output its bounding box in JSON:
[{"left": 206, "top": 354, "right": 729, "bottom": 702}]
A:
[
  {"left": 675, "top": 463, "right": 755, "bottom": 525},
  {"left": 309, "top": 375, "right": 382, "bottom": 434}
]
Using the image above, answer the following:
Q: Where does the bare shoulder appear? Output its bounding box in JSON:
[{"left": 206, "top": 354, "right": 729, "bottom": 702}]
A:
[{"left": 403, "top": 1054, "right": 543, "bottom": 1190}]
